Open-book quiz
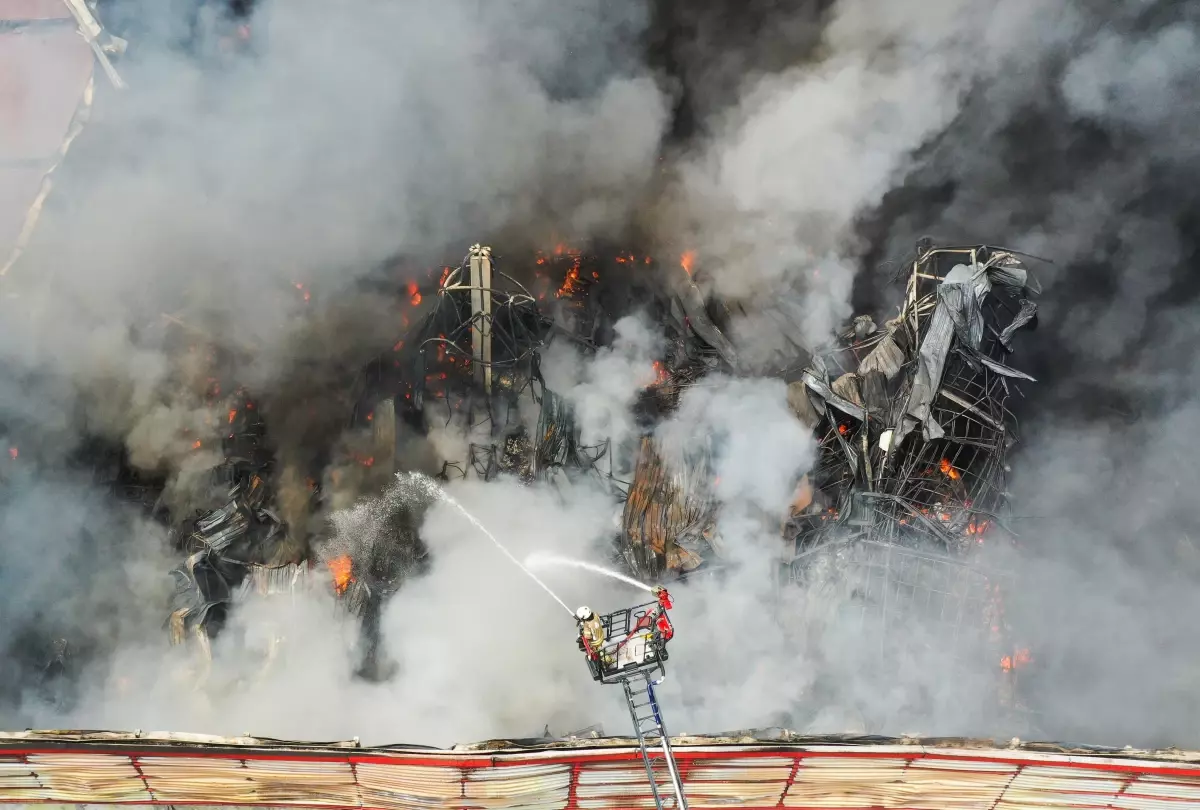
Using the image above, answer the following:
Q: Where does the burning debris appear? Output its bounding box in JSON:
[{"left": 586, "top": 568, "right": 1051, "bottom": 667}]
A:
[
  {"left": 781, "top": 243, "right": 1041, "bottom": 706},
  {"left": 787, "top": 243, "right": 1039, "bottom": 554},
  {"left": 66, "top": 235, "right": 1040, "bottom": 719},
  {"left": 146, "top": 241, "right": 743, "bottom": 677}
]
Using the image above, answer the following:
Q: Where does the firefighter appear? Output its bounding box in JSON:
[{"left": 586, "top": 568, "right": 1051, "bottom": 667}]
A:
[{"left": 576, "top": 606, "right": 606, "bottom": 655}]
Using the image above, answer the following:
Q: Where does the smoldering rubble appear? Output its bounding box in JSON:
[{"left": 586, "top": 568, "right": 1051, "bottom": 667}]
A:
[{"left": 3, "top": 237, "right": 1044, "bottom": 743}]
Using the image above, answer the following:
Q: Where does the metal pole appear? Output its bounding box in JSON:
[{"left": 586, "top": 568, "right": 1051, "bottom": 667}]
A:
[{"left": 467, "top": 245, "right": 493, "bottom": 395}]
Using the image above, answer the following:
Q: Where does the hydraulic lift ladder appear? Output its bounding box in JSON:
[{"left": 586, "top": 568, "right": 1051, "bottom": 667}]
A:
[
  {"left": 577, "top": 589, "right": 687, "bottom": 810},
  {"left": 618, "top": 669, "right": 688, "bottom": 810}
]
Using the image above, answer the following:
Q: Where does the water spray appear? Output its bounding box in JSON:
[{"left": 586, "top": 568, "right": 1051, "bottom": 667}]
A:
[
  {"left": 397, "top": 473, "right": 573, "bottom": 616},
  {"left": 524, "top": 552, "right": 655, "bottom": 592},
  {"left": 399, "top": 473, "right": 686, "bottom": 810}
]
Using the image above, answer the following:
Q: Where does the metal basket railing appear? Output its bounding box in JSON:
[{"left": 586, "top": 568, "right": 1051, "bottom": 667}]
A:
[{"left": 584, "top": 601, "right": 671, "bottom": 685}]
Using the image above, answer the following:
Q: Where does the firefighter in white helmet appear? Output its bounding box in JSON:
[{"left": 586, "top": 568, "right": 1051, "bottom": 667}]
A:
[{"left": 576, "top": 606, "right": 606, "bottom": 656}]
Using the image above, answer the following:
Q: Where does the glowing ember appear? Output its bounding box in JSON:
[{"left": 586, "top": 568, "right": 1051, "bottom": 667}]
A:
[
  {"left": 838, "top": 424, "right": 849, "bottom": 435},
  {"left": 294, "top": 282, "right": 311, "bottom": 302},
  {"left": 191, "top": 440, "right": 202, "bottom": 450},
  {"left": 939, "top": 458, "right": 961, "bottom": 480},
  {"left": 680, "top": 251, "right": 696, "bottom": 276},
  {"left": 650, "top": 360, "right": 670, "bottom": 384},
  {"left": 327, "top": 556, "right": 353, "bottom": 595},
  {"left": 7, "top": 447, "right": 17, "bottom": 460},
  {"left": 1001, "top": 648, "right": 1032, "bottom": 672}
]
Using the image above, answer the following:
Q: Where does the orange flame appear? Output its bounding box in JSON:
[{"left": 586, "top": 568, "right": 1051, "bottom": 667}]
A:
[
  {"left": 328, "top": 556, "right": 353, "bottom": 595},
  {"left": 680, "top": 251, "right": 696, "bottom": 276},
  {"left": 838, "top": 424, "right": 849, "bottom": 435},
  {"left": 938, "top": 458, "right": 961, "bottom": 480},
  {"left": 407, "top": 281, "right": 422, "bottom": 306},
  {"left": 1001, "top": 648, "right": 1032, "bottom": 672},
  {"left": 7, "top": 447, "right": 17, "bottom": 460},
  {"left": 228, "top": 409, "right": 237, "bottom": 424},
  {"left": 556, "top": 258, "right": 583, "bottom": 298},
  {"left": 191, "top": 440, "right": 202, "bottom": 450}
]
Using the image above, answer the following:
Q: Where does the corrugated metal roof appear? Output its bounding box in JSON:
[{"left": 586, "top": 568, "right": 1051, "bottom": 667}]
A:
[{"left": 3, "top": 732, "right": 1200, "bottom": 809}]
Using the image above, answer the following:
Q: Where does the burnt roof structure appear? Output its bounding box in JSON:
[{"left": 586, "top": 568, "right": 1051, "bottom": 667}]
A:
[
  {"left": 782, "top": 244, "right": 1041, "bottom": 700},
  {"left": 148, "top": 240, "right": 1043, "bottom": 713}
]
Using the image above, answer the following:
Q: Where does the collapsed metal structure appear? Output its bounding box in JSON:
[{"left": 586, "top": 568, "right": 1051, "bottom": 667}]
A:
[
  {"left": 782, "top": 244, "right": 1039, "bottom": 682},
  {"left": 158, "top": 242, "right": 1041, "bottom": 697}
]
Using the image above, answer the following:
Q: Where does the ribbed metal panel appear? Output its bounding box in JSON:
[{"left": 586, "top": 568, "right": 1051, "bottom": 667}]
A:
[
  {"left": 996, "top": 765, "right": 1128, "bottom": 810},
  {"left": 355, "top": 763, "right": 462, "bottom": 808},
  {"left": 683, "top": 756, "right": 794, "bottom": 808},
  {"left": 783, "top": 756, "right": 913, "bottom": 808},
  {"left": 23, "top": 754, "right": 145, "bottom": 803},
  {"left": 4, "top": 734, "right": 1200, "bottom": 810},
  {"left": 1099, "top": 772, "right": 1200, "bottom": 810}
]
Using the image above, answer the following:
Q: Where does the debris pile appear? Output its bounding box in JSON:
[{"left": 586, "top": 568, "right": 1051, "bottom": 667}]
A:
[
  {"left": 141, "top": 240, "right": 1039, "bottom": 705},
  {"left": 783, "top": 243, "right": 1039, "bottom": 670},
  {"left": 166, "top": 395, "right": 308, "bottom": 646}
]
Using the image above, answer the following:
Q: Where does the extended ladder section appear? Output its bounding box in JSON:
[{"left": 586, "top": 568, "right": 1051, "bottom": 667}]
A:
[{"left": 620, "top": 669, "right": 688, "bottom": 810}]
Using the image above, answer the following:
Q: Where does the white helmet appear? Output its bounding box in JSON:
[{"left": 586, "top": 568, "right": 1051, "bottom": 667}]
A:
[{"left": 576, "top": 606, "right": 594, "bottom": 621}]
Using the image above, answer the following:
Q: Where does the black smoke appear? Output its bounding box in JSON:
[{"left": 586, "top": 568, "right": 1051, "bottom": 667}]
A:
[{"left": 2, "top": 0, "right": 1200, "bottom": 748}]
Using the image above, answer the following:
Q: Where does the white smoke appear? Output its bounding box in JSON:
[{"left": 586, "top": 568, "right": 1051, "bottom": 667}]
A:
[{"left": 5, "top": 0, "right": 1200, "bottom": 752}]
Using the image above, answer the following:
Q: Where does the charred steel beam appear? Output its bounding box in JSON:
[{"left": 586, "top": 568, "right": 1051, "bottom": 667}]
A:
[{"left": 468, "top": 244, "right": 494, "bottom": 395}]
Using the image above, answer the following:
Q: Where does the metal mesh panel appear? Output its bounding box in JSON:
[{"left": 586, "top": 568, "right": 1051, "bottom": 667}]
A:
[{"left": 787, "top": 537, "right": 1009, "bottom": 666}]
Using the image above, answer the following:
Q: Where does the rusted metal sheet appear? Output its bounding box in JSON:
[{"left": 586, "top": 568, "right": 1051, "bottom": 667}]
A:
[
  {"left": 621, "top": 436, "right": 718, "bottom": 578},
  {"left": 3, "top": 733, "right": 1200, "bottom": 809}
]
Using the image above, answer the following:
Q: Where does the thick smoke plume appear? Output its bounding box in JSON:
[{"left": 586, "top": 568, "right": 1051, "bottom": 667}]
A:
[{"left": 2, "top": 0, "right": 1200, "bottom": 751}]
